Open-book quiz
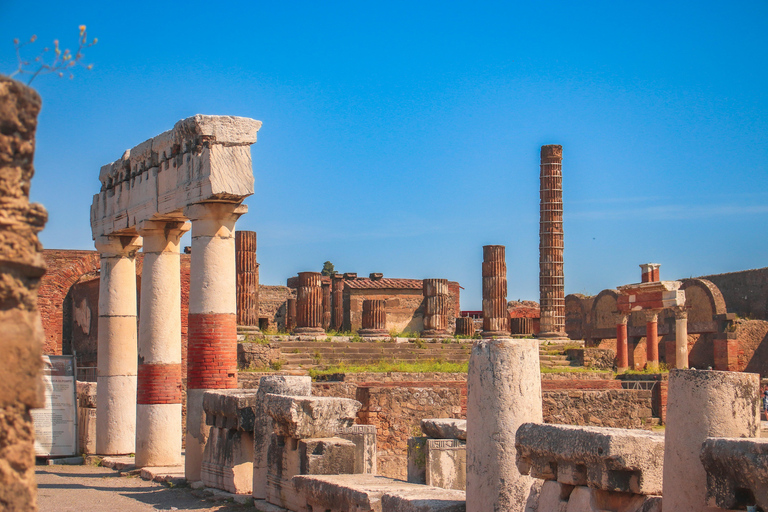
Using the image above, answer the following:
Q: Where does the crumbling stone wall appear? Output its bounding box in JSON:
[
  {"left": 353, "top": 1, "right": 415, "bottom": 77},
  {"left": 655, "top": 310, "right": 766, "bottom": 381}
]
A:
[
  {"left": 258, "top": 285, "right": 294, "bottom": 331},
  {"left": 0, "top": 76, "right": 47, "bottom": 512},
  {"left": 697, "top": 267, "right": 768, "bottom": 321},
  {"left": 542, "top": 389, "right": 654, "bottom": 429}
]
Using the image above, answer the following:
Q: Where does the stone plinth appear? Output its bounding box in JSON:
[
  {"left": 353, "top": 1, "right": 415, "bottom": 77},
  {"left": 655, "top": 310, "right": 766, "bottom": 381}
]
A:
[
  {"left": 295, "top": 272, "right": 324, "bottom": 334},
  {"left": 482, "top": 245, "right": 509, "bottom": 337},
  {"left": 235, "top": 230, "right": 259, "bottom": 328},
  {"left": 662, "top": 369, "right": 760, "bottom": 512},
  {"left": 539, "top": 144, "right": 565, "bottom": 338},
  {"left": 700, "top": 437, "right": 768, "bottom": 511},
  {"left": 455, "top": 317, "right": 475, "bottom": 337},
  {"left": 408, "top": 420, "right": 468, "bottom": 491},
  {"left": 423, "top": 279, "right": 449, "bottom": 338},
  {"left": 359, "top": 299, "right": 388, "bottom": 336},
  {"left": 466, "top": 338, "right": 542, "bottom": 512},
  {"left": 516, "top": 423, "right": 665, "bottom": 495},
  {"left": 201, "top": 389, "right": 259, "bottom": 494}
]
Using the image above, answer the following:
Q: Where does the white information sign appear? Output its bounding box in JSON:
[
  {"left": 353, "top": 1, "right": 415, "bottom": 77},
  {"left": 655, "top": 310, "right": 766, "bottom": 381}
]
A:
[{"left": 32, "top": 355, "right": 77, "bottom": 457}]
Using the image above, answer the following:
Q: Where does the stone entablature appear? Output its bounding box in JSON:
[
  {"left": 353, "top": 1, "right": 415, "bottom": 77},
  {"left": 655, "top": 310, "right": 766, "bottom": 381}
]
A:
[{"left": 616, "top": 280, "right": 684, "bottom": 313}]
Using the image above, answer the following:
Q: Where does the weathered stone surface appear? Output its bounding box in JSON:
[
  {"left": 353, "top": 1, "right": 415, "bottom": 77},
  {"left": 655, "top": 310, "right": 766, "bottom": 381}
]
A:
[
  {"left": 381, "top": 489, "right": 466, "bottom": 512},
  {"left": 203, "top": 389, "right": 259, "bottom": 431},
  {"left": 537, "top": 480, "right": 571, "bottom": 512},
  {"left": 407, "top": 437, "right": 428, "bottom": 484},
  {"left": 700, "top": 437, "right": 768, "bottom": 511},
  {"left": 516, "top": 423, "right": 665, "bottom": 495},
  {"left": 77, "top": 381, "right": 97, "bottom": 409},
  {"left": 539, "top": 144, "right": 565, "bottom": 337},
  {"left": 265, "top": 395, "right": 361, "bottom": 439},
  {"left": 300, "top": 438, "right": 356, "bottom": 475},
  {"left": 562, "top": 486, "right": 661, "bottom": 512},
  {"left": 421, "top": 419, "right": 467, "bottom": 440},
  {"left": 426, "top": 438, "right": 466, "bottom": 491},
  {"left": 337, "top": 424, "right": 377, "bottom": 475}
]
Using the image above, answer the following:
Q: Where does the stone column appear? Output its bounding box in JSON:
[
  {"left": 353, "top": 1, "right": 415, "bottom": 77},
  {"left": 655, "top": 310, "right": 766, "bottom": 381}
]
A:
[
  {"left": 135, "top": 220, "right": 189, "bottom": 468},
  {"left": 675, "top": 307, "right": 689, "bottom": 369},
  {"left": 359, "top": 299, "right": 387, "bottom": 336},
  {"left": 663, "top": 369, "right": 759, "bottom": 512},
  {"left": 455, "top": 317, "right": 475, "bottom": 337},
  {"left": 482, "top": 245, "right": 509, "bottom": 337},
  {"left": 616, "top": 315, "right": 629, "bottom": 371},
  {"left": 423, "top": 278, "right": 449, "bottom": 338},
  {"left": 184, "top": 202, "right": 246, "bottom": 481},
  {"left": 95, "top": 234, "right": 143, "bottom": 455},
  {"left": 235, "top": 231, "right": 259, "bottom": 329},
  {"left": 331, "top": 274, "right": 344, "bottom": 331},
  {"left": 295, "top": 272, "right": 324, "bottom": 335},
  {"left": 467, "top": 339, "right": 542, "bottom": 512},
  {"left": 285, "top": 298, "right": 296, "bottom": 333},
  {"left": 646, "top": 311, "right": 659, "bottom": 368},
  {"left": 539, "top": 144, "right": 565, "bottom": 338},
  {"left": 322, "top": 280, "right": 331, "bottom": 331}
]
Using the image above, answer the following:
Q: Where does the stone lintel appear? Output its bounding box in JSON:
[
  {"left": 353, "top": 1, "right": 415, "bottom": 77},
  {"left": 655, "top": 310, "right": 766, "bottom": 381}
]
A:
[
  {"left": 700, "top": 437, "right": 768, "bottom": 511},
  {"left": 264, "top": 395, "right": 361, "bottom": 439}
]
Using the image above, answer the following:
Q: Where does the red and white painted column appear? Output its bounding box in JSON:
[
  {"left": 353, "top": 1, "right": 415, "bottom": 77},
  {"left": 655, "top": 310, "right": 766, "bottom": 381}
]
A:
[
  {"left": 184, "top": 202, "right": 246, "bottom": 481},
  {"left": 616, "top": 315, "right": 629, "bottom": 371},
  {"left": 135, "top": 220, "right": 189, "bottom": 467},
  {"left": 94, "top": 234, "right": 142, "bottom": 455},
  {"left": 646, "top": 311, "right": 660, "bottom": 368}
]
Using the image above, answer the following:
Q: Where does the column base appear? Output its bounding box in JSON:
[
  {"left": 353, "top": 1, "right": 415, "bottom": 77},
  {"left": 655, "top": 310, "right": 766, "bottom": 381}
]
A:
[
  {"left": 358, "top": 329, "right": 389, "bottom": 336},
  {"left": 422, "top": 330, "right": 450, "bottom": 338},
  {"left": 536, "top": 331, "right": 568, "bottom": 340},
  {"left": 480, "top": 330, "right": 511, "bottom": 338},
  {"left": 293, "top": 327, "right": 325, "bottom": 335}
]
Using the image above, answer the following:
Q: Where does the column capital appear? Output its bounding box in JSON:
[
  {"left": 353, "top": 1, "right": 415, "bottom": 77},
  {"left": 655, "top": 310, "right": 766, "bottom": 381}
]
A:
[
  {"left": 618, "top": 314, "right": 629, "bottom": 325},
  {"left": 94, "top": 234, "right": 142, "bottom": 257},
  {"left": 137, "top": 220, "right": 191, "bottom": 253},
  {"left": 674, "top": 306, "right": 688, "bottom": 320},
  {"left": 645, "top": 310, "right": 660, "bottom": 323},
  {"left": 184, "top": 202, "right": 248, "bottom": 238}
]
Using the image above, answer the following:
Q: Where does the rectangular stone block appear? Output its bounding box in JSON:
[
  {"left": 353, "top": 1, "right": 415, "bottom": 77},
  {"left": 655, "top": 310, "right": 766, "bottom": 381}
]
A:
[
  {"left": 700, "top": 437, "right": 768, "bottom": 511},
  {"left": 426, "top": 438, "right": 466, "bottom": 491},
  {"left": 337, "top": 424, "right": 377, "bottom": 474},
  {"left": 264, "top": 395, "right": 361, "bottom": 439},
  {"left": 300, "top": 438, "right": 356, "bottom": 475},
  {"left": 78, "top": 407, "right": 96, "bottom": 454},
  {"left": 203, "top": 389, "right": 259, "bottom": 431}
]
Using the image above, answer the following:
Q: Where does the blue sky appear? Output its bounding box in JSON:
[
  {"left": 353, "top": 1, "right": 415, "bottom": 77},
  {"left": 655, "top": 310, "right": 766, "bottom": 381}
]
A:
[{"left": 2, "top": 1, "right": 767, "bottom": 309}]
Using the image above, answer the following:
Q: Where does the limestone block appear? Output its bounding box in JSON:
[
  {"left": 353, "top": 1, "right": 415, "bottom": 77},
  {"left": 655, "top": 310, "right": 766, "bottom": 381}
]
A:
[
  {"left": 700, "top": 437, "right": 768, "bottom": 511},
  {"left": 78, "top": 407, "right": 97, "bottom": 454},
  {"left": 516, "top": 423, "right": 665, "bottom": 495},
  {"left": 264, "top": 395, "right": 361, "bottom": 439},
  {"left": 426, "top": 439, "right": 466, "bottom": 491},
  {"left": 381, "top": 488, "right": 466, "bottom": 512},
  {"left": 300, "top": 438, "right": 356, "bottom": 475},
  {"left": 538, "top": 480, "right": 572, "bottom": 512},
  {"left": 421, "top": 418, "right": 467, "bottom": 440},
  {"left": 203, "top": 389, "right": 259, "bottom": 431},
  {"left": 407, "top": 437, "right": 428, "bottom": 484},
  {"left": 337, "top": 424, "right": 377, "bottom": 474},
  {"left": 564, "top": 486, "right": 660, "bottom": 512},
  {"left": 201, "top": 426, "right": 254, "bottom": 494},
  {"left": 77, "top": 381, "right": 97, "bottom": 409}
]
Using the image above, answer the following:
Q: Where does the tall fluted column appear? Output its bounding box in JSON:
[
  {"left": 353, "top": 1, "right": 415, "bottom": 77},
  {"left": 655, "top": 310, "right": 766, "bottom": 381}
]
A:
[
  {"left": 322, "top": 281, "right": 331, "bottom": 331},
  {"left": 295, "top": 272, "right": 324, "bottom": 334},
  {"left": 235, "top": 231, "right": 259, "bottom": 329},
  {"left": 135, "top": 220, "right": 189, "bottom": 468},
  {"left": 482, "top": 245, "right": 509, "bottom": 337},
  {"left": 423, "top": 278, "right": 449, "bottom": 337},
  {"left": 675, "top": 307, "right": 689, "bottom": 369},
  {"left": 539, "top": 144, "right": 565, "bottom": 338},
  {"left": 646, "top": 311, "right": 659, "bottom": 368},
  {"left": 359, "top": 299, "right": 387, "bottom": 336},
  {"left": 616, "top": 315, "right": 629, "bottom": 371},
  {"left": 95, "top": 234, "right": 143, "bottom": 455},
  {"left": 184, "top": 202, "right": 246, "bottom": 481},
  {"left": 331, "top": 274, "right": 344, "bottom": 331}
]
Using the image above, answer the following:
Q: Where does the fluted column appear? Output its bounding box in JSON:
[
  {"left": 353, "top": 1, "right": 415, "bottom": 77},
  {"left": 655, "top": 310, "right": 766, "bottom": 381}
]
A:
[
  {"left": 423, "top": 278, "right": 449, "bottom": 337},
  {"left": 135, "top": 220, "right": 189, "bottom": 467},
  {"left": 235, "top": 231, "right": 259, "bottom": 329},
  {"left": 295, "top": 272, "right": 324, "bottom": 334},
  {"left": 482, "top": 245, "right": 509, "bottom": 337},
  {"left": 646, "top": 311, "right": 660, "bottom": 369},
  {"left": 675, "top": 307, "right": 689, "bottom": 369},
  {"left": 184, "top": 202, "right": 246, "bottom": 481},
  {"left": 285, "top": 298, "right": 296, "bottom": 333},
  {"left": 331, "top": 274, "right": 344, "bottom": 331},
  {"left": 616, "top": 315, "right": 629, "bottom": 371},
  {"left": 455, "top": 317, "right": 475, "bottom": 337},
  {"left": 359, "top": 299, "right": 387, "bottom": 336},
  {"left": 539, "top": 144, "right": 565, "bottom": 338},
  {"left": 322, "top": 281, "right": 331, "bottom": 331},
  {"left": 95, "top": 234, "right": 143, "bottom": 455}
]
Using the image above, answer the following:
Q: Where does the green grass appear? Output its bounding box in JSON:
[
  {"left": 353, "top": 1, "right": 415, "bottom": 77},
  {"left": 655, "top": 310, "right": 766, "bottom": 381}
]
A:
[
  {"left": 622, "top": 363, "right": 670, "bottom": 375},
  {"left": 308, "top": 360, "right": 469, "bottom": 378},
  {"left": 540, "top": 365, "right": 612, "bottom": 374}
]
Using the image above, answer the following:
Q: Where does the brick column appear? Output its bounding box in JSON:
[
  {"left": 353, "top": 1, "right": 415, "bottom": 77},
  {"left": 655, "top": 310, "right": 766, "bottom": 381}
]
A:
[
  {"left": 94, "top": 234, "right": 143, "bottom": 455},
  {"left": 455, "top": 317, "right": 475, "bottom": 337},
  {"left": 616, "top": 315, "right": 629, "bottom": 371},
  {"left": 482, "top": 245, "right": 509, "bottom": 337},
  {"left": 322, "top": 280, "right": 331, "bottom": 331},
  {"left": 135, "top": 220, "right": 189, "bottom": 468},
  {"left": 646, "top": 311, "right": 660, "bottom": 368},
  {"left": 295, "top": 271, "right": 324, "bottom": 335},
  {"left": 539, "top": 144, "right": 565, "bottom": 338},
  {"left": 285, "top": 298, "right": 296, "bottom": 333},
  {"left": 359, "top": 299, "right": 387, "bottom": 336},
  {"left": 235, "top": 230, "right": 259, "bottom": 329},
  {"left": 184, "top": 202, "right": 246, "bottom": 481},
  {"left": 423, "top": 278, "right": 449, "bottom": 338},
  {"left": 331, "top": 274, "right": 344, "bottom": 331},
  {"left": 674, "top": 307, "right": 689, "bottom": 369}
]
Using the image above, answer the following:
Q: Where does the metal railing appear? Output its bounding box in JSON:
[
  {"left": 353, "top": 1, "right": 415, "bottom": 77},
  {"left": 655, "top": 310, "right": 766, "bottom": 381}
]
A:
[{"left": 76, "top": 367, "right": 97, "bottom": 382}]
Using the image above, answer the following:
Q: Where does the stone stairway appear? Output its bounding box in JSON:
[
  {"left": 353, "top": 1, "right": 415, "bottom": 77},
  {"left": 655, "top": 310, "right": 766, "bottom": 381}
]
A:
[{"left": 538, "top": 341, "right": 582, "bottom": 370}]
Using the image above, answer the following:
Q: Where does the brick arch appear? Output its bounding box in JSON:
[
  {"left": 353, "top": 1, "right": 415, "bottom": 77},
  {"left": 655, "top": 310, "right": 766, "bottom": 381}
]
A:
[
  {"left": 591, "top": 289, "right": 620, "bottom": 331},
  {"left": 38, "top": 250, "right": 101, "bottom": 355},
  {"left": 680, "top": 278, "right": 727, "bottom": 325},
  {"left": 565, "top": 294, "right": 588, "bottom": 340}
]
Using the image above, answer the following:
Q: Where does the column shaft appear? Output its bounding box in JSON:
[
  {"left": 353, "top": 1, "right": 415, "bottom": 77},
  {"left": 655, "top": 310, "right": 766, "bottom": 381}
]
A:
[
  {"left": 359, "top": 299, "right": 387, "bottom": 335},
  {"left": 295, "top": 272, "right": 324, "bottom": 334},
  {"left": 482, "top": 245, "right": 509, "bottom": 337},
  {"left": 331, "top": 275, "right": 344, "bottom": 331},
  {"left": 455, "top": 317, "right": 475, "bottom": 337},
  {"left": 675, "top": 309, "right": 689, "bottom": 369},
  {"left": 616, "top": 317, "right": 629, "bottom": 370},
  {"left": 235, "top": 231, "right": 259, "bottom": 327},
  {"left": 646, "top": 313, "right": 659, "bottom": 367},
  {"left": 285, "top": 298, "right": 296, "bottom": 333},
  {"left": 322, "top": 281, "right": 331, "bottom": 331},
  {"left": 423, "top": 278, "right": 449, "bottom": 337},
  {"left": 539, "top": 145, "right": 565, "bottom": 338}
]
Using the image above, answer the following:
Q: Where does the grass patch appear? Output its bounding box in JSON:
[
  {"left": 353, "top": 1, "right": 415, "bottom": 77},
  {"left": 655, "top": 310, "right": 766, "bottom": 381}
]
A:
[
  {"left": 308, "top": 360, "right": 469, "bottom": 379},
  {"left": 540, "top": 366, "right": 613, "bottom": 374},
  {"left": 622, "top": 363, "right": 670, "bottom": 375}
]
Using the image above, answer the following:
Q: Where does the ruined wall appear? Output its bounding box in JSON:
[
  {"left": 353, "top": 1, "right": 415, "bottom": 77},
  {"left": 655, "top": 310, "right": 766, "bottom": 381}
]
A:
[
  {"left": 697, "top": 267, "right": 768, "bottom": 320},
  {"left": 346, "top": 288, "right": 425, "bottom": 333},
  {"left": 0, "top": 76, "right": 46, "bottom": 512},
  {"left": 542, "top": 389, "right": 654, "bottom": 429},
  {"left": 258, "top": 285, "right": 294, "bottom": 331},
  {"left": 69, "top": 277, "right": 99, "bottom": 367}
]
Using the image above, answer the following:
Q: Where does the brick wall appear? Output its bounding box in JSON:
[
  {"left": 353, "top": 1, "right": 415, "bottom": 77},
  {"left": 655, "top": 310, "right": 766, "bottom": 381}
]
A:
[
  {"left": 258, "top": 285, "right": 294, "bottom": 331},
  {"left": 697, "top": 267, "right": 768, "bottom": 321},
  {"left": 187, "top": 313, "right": 238, "bottom": 389}
]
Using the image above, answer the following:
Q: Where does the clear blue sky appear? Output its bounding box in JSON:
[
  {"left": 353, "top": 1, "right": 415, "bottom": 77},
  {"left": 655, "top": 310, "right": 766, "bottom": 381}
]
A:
[{"left": 2, "top": 1, "right": 767, "bottom": 309}]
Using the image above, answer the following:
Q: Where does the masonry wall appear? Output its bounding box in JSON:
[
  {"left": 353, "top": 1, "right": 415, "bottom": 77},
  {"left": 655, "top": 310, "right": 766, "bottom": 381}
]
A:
[
  {"left": 258, "top": 285, "right": 294, "bottom": 331},
  {"left": 346, "top": 288, "right": 426, "bottom": 333},
  {"left": 697, "top": 267, "right": 768, "bottom": 320}
]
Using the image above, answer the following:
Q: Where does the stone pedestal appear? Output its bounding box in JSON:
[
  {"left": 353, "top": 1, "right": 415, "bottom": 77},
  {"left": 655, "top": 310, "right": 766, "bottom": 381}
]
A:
[
  {"left": 408, "top": 419, "right": 467, "bottom": 491},
  {"left": 539, "top": 144, "right": 565, "bottom": 338},
  {"left": 675, "top": 307, "right": 689, "bottom": 369},
  {"left": 482, "top": 245, "right": 509, "bottom": 337},
  {"left": 422, "top": 279, "right": 449, "bottom": 338},
  {"left": 185, "top": 202, "right": 246, "bottom": 482},
  {"left": 95, "top": 234, "right": 143, "bottom": 456},
  {"left": 136, "top": 220, "right": 189, "bottom": 468},
  {"left": 466, "top": 338, "right": 542, "bottom": 512},
  {"left": 616, "top": 316, "right": 629, "bottom": 371},
  {"left": 295, "top": 272, "right": 324, "bottom": 335},
  {"left": 235, "top": 230, "right": 259, "bottom": 329},
  {"left": 646, "top": 312, "right": 659, "bottom": 368},
  {"left": 662, "top": 369, "right": 760, "bottom": 512},
  {"left": 359, "top": 299, "right": 388, "bottom": 336}
]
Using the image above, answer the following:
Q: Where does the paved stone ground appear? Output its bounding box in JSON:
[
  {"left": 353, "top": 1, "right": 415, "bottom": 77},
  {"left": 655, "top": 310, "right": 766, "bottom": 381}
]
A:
[{"left": 36, "top": 465, "right": 257, "bottom": 512}]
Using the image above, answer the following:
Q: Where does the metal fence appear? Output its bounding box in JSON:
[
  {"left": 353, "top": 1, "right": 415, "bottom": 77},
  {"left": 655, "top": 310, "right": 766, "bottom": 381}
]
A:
[{"left": 76, "top": 367, "right": 97, "bottom": 382}]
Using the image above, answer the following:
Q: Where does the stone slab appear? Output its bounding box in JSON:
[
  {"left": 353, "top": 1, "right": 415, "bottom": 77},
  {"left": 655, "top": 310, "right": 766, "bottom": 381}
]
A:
[
  {"left": 264, "top": 395, "right": 361, "bottom": 439},
  {"left": 203, "top": 389, "right": 260, "bottom": 431},
  {"left": 421, "top": 419, "right": 467, "bottom": 440},
  {"left": 700, "top": 437, "right": 768, "bottom": 510}
]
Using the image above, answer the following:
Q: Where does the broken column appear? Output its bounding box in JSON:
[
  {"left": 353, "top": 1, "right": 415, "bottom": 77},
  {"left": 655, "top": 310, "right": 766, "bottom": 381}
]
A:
[
  {"left": 285, "top": 297, "right": 296, "bottom": 333},
  {"left": 331, "top": 274, "right": 344, "bottom": 331},
  {"left": 466, "top": 338, "right": 542, "bottom": 512},
  {"left": 539, "top": 144, "right": 565, "bottom": 338},
  {"left": 616, "top": 314, "right": 629, "bottom": 371},
  {"left": 322, "top": 280, "right": 331, "bottom": 331},
  {"left": 136, "top": 220, "right": 189, "bottom": 467},
  {"left": 455, "top": 317, "right": 475, "bottom": 337},
  {"left": 646, "top": 311, "right": 659, "bottom": 368},
  {"left": 422, "top": 278, "right": 449, "bottom": 338},
  {"left": 185, "top": 202, "right": 247, "bottom": 481},
  {"left": 359, "top": 299, "right": 388, "bottom": 336},
  {"left": 482, "top": 245, "right": 510, "bottom": 337},
  {"left": 295, "top": 271, "right": 324, "bottom": 335},
  {"left": 674, "top": 307, "right": 689, "bottom": 369},
  {"left": 95, "top": 234, "right": 142, "bottom": 455},
  {"left": 235, "top": 230, "right": 259, "bottom": 331},
  {"left": 662, "top": 369, "right": 760, "bottom": 512}
]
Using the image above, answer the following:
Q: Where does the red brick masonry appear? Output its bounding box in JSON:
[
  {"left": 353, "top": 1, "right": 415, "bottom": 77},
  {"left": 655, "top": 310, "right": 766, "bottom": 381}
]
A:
[
  {"left": 187, "top": 313, "right": 238, "bottom": 389},
  {"left": 137, "top": 363, "right": 182, "bottom": 404}
]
